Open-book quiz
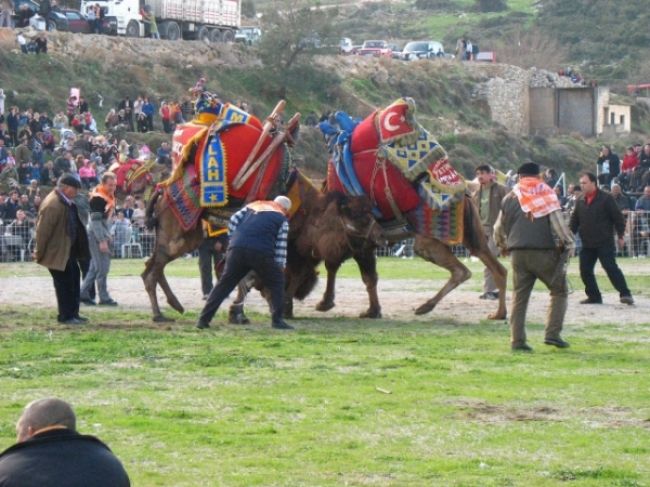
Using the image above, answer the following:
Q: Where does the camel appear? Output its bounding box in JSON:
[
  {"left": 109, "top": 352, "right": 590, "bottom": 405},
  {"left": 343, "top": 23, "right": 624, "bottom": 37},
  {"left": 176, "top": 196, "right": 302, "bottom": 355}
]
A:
[
  {"left": 281, "top": 171, "right": 385, "bottom": 319},
  {"left": 142, "top": 169, "right": 383, "bottom": 322},
  {"left": 142, "top": 99, "right": 301, "bottom": 322},
  {"left": 300, "top": 97, "right": 507, "bottom": 320},
  {"left": 310, "top": 193, "right": 507, "bottom": 320}
]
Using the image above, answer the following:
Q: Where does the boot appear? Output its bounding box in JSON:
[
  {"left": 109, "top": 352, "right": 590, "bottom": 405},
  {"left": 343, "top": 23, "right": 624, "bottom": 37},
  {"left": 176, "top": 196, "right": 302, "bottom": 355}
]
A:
[
  {"left": 228, "top": 304, "right": 250, "bottom": 325},
  {"left": 271, "top": 320, "right": 294, "bottom": 330}
]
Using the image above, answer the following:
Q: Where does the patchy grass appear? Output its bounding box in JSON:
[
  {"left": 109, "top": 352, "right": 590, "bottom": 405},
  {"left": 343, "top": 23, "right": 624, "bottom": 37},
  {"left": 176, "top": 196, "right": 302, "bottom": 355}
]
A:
[{"left": 0, "top": 257, "right": 649, "bottom": 485}]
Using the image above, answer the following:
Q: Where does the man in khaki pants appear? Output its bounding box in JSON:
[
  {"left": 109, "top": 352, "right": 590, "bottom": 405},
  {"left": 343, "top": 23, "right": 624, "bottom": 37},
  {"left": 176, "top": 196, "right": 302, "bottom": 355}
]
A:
[
  {"left": 471, "top": 164, "right": 508, "bottom": 300},
  {"left": 494, "top": 162, "right": 574, "bottom": 352}
]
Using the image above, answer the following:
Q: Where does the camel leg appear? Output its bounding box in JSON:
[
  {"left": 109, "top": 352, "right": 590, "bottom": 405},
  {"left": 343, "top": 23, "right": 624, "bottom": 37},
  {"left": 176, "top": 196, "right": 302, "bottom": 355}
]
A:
[
  {"left": 316, "top": 260, "right": 340, "bottom": 312},
  {"left": 413, "top": 234, "right": 471, "bottom": 315},
  {"left": 474, "top": 249, "right": 507, "bottom": 319},
  {"left": 462, "top": 200, "right": 508, "bottom": 320},
  {"left": 354, "top": 250, "right": 382, "bottom": 319},
  {"left": 142, "top": 252, "right": 175, "bottom": 322}
]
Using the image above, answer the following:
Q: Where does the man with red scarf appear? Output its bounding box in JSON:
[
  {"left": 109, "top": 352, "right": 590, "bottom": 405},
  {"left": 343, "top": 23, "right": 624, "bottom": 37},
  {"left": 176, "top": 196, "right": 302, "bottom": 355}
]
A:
[
  {"left": 494, "top": 162, "right": 574, "bottom": 352},
  {"left": 570, "top": 171, "right": 633, "bottom": 306},
  {"left": 80, "top": 172, "right": 118, "bottom": 306}
]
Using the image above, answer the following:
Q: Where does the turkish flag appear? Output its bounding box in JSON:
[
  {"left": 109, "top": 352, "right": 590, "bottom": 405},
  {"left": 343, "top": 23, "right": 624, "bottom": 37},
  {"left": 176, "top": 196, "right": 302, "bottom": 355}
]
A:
[{"left": 376, "top": 100, "right": 416, "bottom": 144}]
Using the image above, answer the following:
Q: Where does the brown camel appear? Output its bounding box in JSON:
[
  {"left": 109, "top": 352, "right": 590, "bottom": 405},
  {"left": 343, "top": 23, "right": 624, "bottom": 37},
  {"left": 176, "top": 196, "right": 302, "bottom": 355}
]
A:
[
  {"left": 290, "top": 191, "right": 507, "bottom": 321},
  {"left": 281, "top": 171, "right": 385, "bottom": 319},
  {"left": 306, "top": 97, "right": 507, "bottom": 320},
  {"left": 141, "top": 169, "right": 382, "bottom": 322}
]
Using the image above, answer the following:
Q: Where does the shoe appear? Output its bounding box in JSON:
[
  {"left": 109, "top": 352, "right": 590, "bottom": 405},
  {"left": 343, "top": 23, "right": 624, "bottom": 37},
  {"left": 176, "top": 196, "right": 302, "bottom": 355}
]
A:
[
  {"left": 579, "top": 298, "right": 602, "bottom": 304},
  {"left": 511, "top": 343, "right": 533, "bottom": 352},
  {"left": 271, "top": 320, "right": 294, "bottom": 330},
  {"left": 544, "top": 338, "right": 570, "bottom": 348},
  {"left": 196, "top": 321, "right": 210, "bottom": 329},
  {"left": 58, "top": 317, "right": 84, "bottom": 325},
  {"left": 80, "top": 298, "right": 96, "bottom": 306},
  {"left": 98, "top": 299, "right": 118, "bottom": 306},
  {"left": 479, "top": 291, "right": 499, "bottom": 300},
  {"left": 620, "top": 295, "right": 634, "bottom": 305},
  {"left": 74, "top": 315, "right": 89, "bottom": 322}
]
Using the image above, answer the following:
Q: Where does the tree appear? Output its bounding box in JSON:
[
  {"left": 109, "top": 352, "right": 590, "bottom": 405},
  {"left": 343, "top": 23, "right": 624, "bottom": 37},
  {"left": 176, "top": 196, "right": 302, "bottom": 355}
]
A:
[
  {"left": 257, "top": 0, "right": 340, "bottom": 99},
  {"left": 242, "top": 0, "right": 256, "bottom": 19},
  {"left": 494, "top": 27, "right": 569, "bottom": 70}
]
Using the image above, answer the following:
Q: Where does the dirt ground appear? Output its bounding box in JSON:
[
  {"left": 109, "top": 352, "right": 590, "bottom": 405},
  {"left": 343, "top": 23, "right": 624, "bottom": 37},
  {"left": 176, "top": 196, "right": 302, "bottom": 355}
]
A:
[{"left": 2, "top": 275, "right": 647, "bottom": 327}]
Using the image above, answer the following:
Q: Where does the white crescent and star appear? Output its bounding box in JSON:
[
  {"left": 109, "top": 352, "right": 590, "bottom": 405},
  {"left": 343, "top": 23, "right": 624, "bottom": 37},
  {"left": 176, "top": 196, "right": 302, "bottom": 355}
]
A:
[{"left": 383, "top": 112, "right": 404, "bottom": 132}]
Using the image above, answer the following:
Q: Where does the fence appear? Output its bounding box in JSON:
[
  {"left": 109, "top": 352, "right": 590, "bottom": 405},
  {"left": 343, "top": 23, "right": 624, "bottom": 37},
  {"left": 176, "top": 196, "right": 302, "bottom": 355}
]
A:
[{"left": 1, "top": 211, "right": 649, "bottom": 263}]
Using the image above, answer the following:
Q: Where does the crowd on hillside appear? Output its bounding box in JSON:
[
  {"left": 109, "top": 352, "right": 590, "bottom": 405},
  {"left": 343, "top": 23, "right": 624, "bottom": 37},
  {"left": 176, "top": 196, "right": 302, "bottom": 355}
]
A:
[
  {"left": 0, "top": 86, "right": 255, "bottom": 262},
  {"left": 0, "top": 90, "right": 182, "bottom": 262}
]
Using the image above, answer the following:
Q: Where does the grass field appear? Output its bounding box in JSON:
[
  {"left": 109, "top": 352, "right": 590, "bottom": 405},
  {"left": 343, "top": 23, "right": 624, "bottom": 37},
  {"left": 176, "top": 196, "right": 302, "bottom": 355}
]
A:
[{"left": 0, "top": 257, "right": 649, "bottom": 486}]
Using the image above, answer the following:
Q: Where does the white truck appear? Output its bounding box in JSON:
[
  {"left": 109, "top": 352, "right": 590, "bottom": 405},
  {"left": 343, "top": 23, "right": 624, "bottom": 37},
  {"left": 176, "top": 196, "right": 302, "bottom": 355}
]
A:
[{"left": 80, "top": 0, "right": 240, "bottom": 42}]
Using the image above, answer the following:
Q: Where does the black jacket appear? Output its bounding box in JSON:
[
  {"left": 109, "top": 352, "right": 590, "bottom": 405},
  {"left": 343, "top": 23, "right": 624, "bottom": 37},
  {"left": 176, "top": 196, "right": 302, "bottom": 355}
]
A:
[
  {"left": 569, "top": 189, "right": 626, "bottom": 248},
  {"left": 596, "top": 152, "right": 621, "bottom": 177},
  {"left": 0, "top": 429, "right": 130, "bottom": 487}
]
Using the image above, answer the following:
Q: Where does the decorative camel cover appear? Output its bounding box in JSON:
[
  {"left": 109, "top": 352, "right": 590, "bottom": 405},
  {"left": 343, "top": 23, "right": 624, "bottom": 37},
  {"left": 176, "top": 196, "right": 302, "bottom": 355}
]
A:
[
  {"left": 165, "top": 101, "right": 296, "bottom": 231},
  {"left": 319, "top": 97, "right": 467, "bottom": 244}
]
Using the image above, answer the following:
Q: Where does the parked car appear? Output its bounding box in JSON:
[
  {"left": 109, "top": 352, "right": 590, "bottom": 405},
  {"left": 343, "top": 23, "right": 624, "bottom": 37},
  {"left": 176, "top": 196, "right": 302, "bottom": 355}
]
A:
[
  {"left": 235, "top": 26, "right": 262, "bottom": 45},
  {"left": 339, "top": 37, "right": 356, "bottom": 55},
  {"left": 12, "top": 0, "right": 92, "bottom": 32},
  {"left": 400, "top": 40, "right": 445, "bottom": 61},
  {"left": 358, "top": 40, "right": 393, "bottom": 58},
  {"left": 388, "top": 43, "right": 401, "bottom": 59}
]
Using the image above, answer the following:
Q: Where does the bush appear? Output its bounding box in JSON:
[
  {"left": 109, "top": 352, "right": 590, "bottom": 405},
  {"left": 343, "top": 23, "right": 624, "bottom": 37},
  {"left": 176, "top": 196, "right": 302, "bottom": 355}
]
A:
[
  {"left": 474, "top": 0, "right": 507, "bottom": 13},
  {"left": 414, "top": 0, "right": 457, "bottom": 10}
]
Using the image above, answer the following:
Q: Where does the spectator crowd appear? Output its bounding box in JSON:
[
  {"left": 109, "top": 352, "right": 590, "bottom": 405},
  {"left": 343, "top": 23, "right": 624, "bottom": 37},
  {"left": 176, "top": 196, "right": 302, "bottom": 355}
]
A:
[{"left": 0, "top": 88, "right": 192, "bottom": 262}]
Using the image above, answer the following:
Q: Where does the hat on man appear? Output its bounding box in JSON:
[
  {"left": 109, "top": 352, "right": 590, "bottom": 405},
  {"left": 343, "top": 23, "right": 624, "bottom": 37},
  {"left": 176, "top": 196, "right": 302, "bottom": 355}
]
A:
[
  {"left": 58, "top": 173, "right": 82, "bottom": 189},
  {"left": 517, "top": 161, "right": 540, "bottom": 176},
  {"left": 274, "top": 195, "right": 292, "bottom": 213}
]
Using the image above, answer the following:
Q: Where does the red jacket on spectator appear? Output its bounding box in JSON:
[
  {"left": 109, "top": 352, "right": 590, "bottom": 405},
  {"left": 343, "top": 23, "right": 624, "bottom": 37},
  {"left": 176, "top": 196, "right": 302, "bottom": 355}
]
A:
[{"left": 621, "top": 152, "right": 639, "bottom": 172}]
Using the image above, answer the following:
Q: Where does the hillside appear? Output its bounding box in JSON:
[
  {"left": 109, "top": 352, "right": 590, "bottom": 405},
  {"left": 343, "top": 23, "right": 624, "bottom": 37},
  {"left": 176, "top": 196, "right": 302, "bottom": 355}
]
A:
[{"left": 1, "top": 29, "right": 648, "bottom": 182}]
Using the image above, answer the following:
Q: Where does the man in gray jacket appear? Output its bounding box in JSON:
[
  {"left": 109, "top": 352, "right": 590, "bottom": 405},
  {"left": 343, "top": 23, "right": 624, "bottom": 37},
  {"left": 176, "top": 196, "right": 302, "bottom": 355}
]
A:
[
  {"left": 494, "top": 162, "right": 574, "bottom": 352},
  {"left": 80, "top": 172, "right": 118, "bottom": 306}
]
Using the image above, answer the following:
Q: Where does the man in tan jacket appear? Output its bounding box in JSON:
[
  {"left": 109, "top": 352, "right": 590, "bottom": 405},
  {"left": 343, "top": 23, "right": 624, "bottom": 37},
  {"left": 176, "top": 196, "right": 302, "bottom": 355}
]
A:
[
  {"left": 35, "top": 174, "right": 89, "bottom": 324},
  {"left": 471, "top": 164, "right": 508, "bottom": 300}
]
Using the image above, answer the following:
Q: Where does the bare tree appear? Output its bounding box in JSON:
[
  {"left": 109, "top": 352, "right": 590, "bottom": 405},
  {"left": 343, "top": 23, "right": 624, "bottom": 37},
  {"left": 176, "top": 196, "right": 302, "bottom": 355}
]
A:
[
  {"left": 495, "top": 27, "right": 569, "bottom": 70},
  {"left": 257, "top": 0, "right": 339, "bottom": 98}
]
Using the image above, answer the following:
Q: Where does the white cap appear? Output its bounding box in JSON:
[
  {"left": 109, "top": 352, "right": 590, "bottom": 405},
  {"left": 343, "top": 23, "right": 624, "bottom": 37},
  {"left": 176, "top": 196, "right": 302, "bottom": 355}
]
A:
[{"left": 274, "top": 195, "right": 292, "bottom": 212}]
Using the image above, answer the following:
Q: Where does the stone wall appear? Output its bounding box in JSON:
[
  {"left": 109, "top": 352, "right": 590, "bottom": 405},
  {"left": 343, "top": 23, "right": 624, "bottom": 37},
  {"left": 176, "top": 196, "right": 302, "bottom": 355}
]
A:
[{"left": 469, "top": 63, "right": 583, "bottom": 136}]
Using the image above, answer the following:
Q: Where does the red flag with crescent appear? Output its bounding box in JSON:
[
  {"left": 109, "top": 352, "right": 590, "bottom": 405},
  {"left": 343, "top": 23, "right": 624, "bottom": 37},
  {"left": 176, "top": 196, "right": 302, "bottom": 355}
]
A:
[{"left": 375, "top": 99, "right": 418, "bottom": 144}]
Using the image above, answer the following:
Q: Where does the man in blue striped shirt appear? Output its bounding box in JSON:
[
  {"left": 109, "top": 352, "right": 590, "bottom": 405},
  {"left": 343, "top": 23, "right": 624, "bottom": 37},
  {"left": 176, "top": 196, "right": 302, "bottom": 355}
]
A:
[{"left": 197, "top": 196, "right": 292, "bottom": 330}]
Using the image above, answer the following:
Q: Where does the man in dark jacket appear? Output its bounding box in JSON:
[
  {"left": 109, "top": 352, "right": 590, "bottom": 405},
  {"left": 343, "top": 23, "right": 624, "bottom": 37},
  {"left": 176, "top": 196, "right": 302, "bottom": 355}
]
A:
[
  {"left": 570, "top": 171, "right": 633, "bottom": 305},
  {"left": 0, "top": 397, "right": 130, "bottom": 487},
  {"left": 494, "top": 162, "right": 575, "bottom": 352},
  {"left": 197, "top": 196, "right": 292, "bottom": 330}
]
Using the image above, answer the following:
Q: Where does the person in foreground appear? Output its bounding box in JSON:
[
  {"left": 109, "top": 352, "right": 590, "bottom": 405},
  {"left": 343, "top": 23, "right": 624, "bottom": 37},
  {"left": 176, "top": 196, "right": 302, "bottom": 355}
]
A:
[
  {"left": 494, "top": 162, "right": 575, "bottom": 352},
  {"left": 0, "top": 397, "right": 130, "bottom": 487},
  {"left": 197, "top": 195, "right": 293, "bottom": 330},
  {"left": 569, "top": 171, "right": 634, "bottom": 305},
  {"left": 34, "top": 174, "right": 90, "bottom": 325}
]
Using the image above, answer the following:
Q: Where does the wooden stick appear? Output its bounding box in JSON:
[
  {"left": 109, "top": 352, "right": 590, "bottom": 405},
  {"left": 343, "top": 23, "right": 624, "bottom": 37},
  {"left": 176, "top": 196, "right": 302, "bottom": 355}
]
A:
[
  {"left": 234, "top": 112, "right": 301, "bottom": 190},
  {"left": 232, "top": 99, "right": 286, "bottom": 189}
]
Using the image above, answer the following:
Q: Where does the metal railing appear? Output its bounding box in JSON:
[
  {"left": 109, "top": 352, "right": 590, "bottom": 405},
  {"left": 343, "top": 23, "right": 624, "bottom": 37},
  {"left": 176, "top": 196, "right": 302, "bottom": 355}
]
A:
[{"left": 2, "top": 211, "right": 649, "bottom": 263}]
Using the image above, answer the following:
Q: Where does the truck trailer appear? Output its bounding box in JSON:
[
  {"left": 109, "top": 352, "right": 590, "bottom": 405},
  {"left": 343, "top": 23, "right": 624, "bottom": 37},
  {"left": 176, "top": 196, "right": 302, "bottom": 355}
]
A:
[{"left": 80, "top": 0, "right": 240, "bottom": 42}]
